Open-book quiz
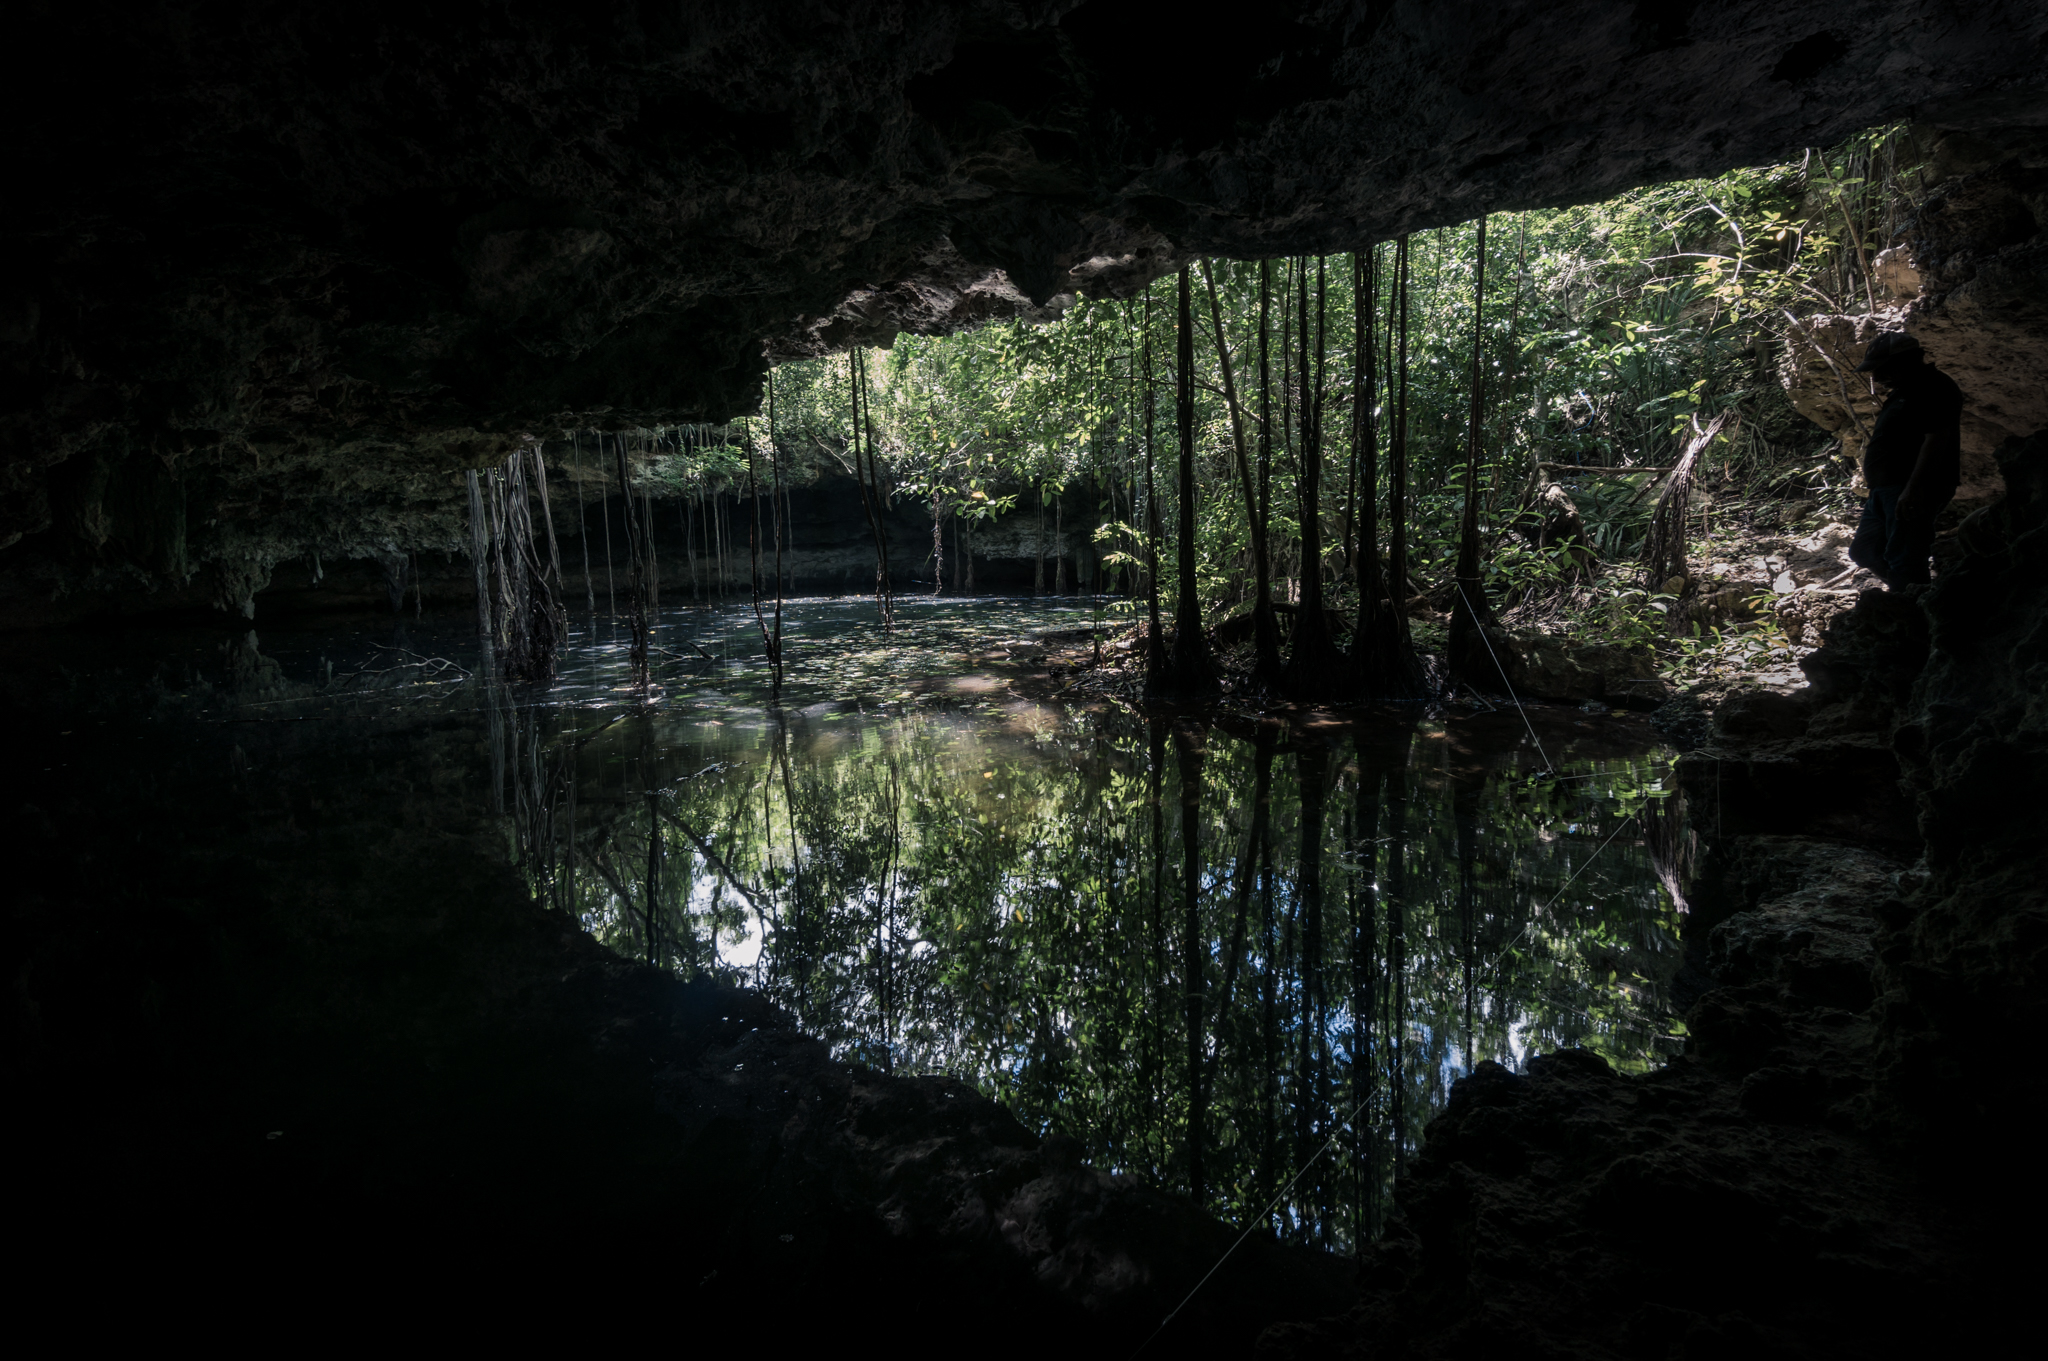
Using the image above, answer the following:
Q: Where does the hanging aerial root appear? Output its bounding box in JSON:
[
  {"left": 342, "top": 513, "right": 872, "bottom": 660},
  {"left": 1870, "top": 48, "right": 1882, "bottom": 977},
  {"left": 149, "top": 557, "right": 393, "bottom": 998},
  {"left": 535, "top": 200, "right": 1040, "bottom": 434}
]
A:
[{"left": 468, "top": 448, "right": 569, "bottom": 681}]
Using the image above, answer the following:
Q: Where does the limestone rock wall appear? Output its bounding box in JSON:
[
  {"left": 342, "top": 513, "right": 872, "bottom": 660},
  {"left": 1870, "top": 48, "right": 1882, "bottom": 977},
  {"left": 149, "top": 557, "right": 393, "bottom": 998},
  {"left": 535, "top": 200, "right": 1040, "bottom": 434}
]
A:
[
  {"left": 1779, "top": 121, "right": 2048, "bottom": 500},
  {"left": 1898, "top": 150, "right": 2048, "bottom": 485},
  {"left": 1777, "top": 311, "right": 1894, "bottom": 481}
]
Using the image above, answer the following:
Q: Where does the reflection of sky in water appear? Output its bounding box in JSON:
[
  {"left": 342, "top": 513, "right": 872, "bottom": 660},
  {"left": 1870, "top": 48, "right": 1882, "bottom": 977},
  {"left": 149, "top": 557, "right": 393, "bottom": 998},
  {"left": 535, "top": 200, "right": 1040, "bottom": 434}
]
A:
[{"left": 216, "top": 596, "right": 1686, "bottom": 1255}]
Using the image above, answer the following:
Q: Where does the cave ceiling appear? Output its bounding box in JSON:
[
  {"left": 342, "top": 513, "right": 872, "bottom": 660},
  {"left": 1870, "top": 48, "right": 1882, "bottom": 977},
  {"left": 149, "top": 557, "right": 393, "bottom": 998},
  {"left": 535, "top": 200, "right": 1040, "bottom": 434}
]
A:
[{"left": 4, "top": 0, "right": 2046, "bottom": 590}]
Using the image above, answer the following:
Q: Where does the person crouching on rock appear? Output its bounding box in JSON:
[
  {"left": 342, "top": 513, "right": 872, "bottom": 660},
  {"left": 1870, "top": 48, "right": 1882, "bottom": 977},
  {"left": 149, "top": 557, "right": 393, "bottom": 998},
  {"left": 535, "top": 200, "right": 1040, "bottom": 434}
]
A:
[{"left": 1848, "top": 331, "right": 1963, "bottom": 587}]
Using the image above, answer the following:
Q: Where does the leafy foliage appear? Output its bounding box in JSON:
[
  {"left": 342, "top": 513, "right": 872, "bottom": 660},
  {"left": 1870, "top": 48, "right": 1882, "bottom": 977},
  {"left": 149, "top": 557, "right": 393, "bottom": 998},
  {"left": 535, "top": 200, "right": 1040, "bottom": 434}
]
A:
[{"left": 593, "top": 126, "right": 1917, "bottom": 676}]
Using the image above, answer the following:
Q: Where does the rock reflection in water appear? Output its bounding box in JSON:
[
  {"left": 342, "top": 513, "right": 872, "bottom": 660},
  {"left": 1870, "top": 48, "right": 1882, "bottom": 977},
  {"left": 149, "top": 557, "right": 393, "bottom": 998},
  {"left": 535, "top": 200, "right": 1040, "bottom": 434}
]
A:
[{"left": 492, "top": 599, "right": 1690, "bottom": 1255}]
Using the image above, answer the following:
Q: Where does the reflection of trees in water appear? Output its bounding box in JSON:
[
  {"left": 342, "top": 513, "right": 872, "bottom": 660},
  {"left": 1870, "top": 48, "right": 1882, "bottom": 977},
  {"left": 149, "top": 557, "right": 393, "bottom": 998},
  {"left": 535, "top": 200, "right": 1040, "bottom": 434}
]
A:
[{"left": 509, "top": 699, "right": 1684, "bottom": 1253}]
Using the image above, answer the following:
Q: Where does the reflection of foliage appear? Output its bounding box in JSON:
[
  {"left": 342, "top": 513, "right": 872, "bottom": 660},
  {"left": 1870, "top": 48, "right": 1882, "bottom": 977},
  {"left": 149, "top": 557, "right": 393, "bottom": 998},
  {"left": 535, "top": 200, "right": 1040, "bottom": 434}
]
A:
[{"left": 529, "top": 607, "right": 1685, "bottom": 1253}]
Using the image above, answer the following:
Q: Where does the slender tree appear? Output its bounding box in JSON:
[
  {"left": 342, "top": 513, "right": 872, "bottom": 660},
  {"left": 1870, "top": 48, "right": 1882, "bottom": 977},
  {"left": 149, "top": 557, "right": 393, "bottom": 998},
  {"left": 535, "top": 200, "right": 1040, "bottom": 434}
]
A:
[
  {"left": 1199, "top": 259, "right": 1280, "bottom": 685},
  {"left": 1353, "top": 243, "right": 1424, "bottom": 695},
  {"left": 1384, "top": 235, "right": 1425, "bottom": 694},
  {"left": 770, "top": 377, "right": 786, "bottom": 669},
  {"left": 859, "top": 349, "right": 895, "bottom": 626},
  {"left": 1162, "top": 267, "right": 1218, "bottom": 697},
  {"left": 749, "top": 390, "right": 784, "bottom": 698},
  {"left": 1448, "top": 215, "right": 1500, "bottom": 685},
  {"left": 1140, "top": 293, "right": 1166, "bottom": 686},
  {"left": 1257, "top": 261, "right": 1278, "bottom": 664},
  {"left": 1285, "top": 257, "right": 1345, "bottom": 698},
  {"left": 611, "top": 434, "right": 649, "bottom": 685},
  {"left": 847, "top": 351, "right": 883, "bottom": 613}
]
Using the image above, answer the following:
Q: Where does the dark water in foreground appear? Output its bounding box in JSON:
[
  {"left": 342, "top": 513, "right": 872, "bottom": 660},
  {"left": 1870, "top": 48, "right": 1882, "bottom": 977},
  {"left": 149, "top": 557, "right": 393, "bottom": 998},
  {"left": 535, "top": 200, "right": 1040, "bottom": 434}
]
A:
[{"left": 15, "top": 596, "right": 1690, "bottom": 1254}]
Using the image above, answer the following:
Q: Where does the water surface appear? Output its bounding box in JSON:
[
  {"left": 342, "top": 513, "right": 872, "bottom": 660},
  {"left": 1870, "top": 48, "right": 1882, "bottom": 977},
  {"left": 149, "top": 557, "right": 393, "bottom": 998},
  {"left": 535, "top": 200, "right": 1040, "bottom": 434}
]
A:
[{"left": 19, "top": 595, "right": 1689, "bottom": 1253}]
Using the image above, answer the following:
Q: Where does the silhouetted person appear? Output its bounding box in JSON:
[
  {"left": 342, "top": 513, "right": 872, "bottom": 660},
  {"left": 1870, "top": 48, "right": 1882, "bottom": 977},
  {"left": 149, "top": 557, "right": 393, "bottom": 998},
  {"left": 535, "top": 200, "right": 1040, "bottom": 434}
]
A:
[{"left": 1848, "top": 332, "right": 1962, "bottom": 587}]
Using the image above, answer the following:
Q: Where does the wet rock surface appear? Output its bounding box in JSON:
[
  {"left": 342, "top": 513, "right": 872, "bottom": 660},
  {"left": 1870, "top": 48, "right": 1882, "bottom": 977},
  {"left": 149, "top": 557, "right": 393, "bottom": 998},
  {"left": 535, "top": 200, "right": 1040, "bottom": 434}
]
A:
[
  {"left": 1868, "top": 428, "right": 2048, "bottom": 1181},
  {"left": 1272, "top": 431, "right": 2048, "bottom": 1357},
  {"left": 1898, "top": 144, "right": 2048, "bottom": 483},
  {"left": 1262, "top": 837, "right": 1973, "bottom": 1360},
  {"left": 1777, "top": 121, "right": 2048, "bottom": 505},
  {"left": 1495, "top": 631, "right": 1658, "bottom": 705}
]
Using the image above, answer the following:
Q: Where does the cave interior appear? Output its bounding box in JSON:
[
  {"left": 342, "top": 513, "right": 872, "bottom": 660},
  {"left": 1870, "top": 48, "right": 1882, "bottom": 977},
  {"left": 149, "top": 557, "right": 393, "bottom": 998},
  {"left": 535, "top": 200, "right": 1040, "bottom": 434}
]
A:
[{"left": 5, "top": 3, "right": 2046, "bottom": 1354}]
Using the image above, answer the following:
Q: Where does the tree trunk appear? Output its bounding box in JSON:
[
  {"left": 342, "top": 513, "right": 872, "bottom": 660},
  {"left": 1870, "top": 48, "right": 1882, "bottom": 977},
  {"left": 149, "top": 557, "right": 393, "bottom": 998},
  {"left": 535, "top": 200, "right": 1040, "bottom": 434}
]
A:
[
  {"left": 611, "top": 435, "right": 649, "bottom": 685},
  {"left": 858, "top": 349, "right": 894, "bottom": 627},
  {"left": 1141, "top": 292, "right": 1166, "bottom": 686},
  {"left": 847, "top": 351, "right": 891, "bottom": 627},
  {"left": 1201, "top": 259, "right": 1281, "bottom": 686},
  {"left": 1163, "top": 266, "right": 1219, "bottom": 698},
  {"left": 1449, "top": 215, "right": 1500, "bottom": 685},
  {"left": 1385, "top": 236, "right": 1424, "bottom": 692},
  {"left": 1054, "top": 496, "right": 1066, "bottom": 594},
  {"left": 770, "top": 380, "right": 785, "bottom": 677},
  {"left": 748, "top": 399, "right": 784, "bottom": 698},
  {"left": 1285, "top": 257, "right": 1345, "bottom": 699},
  {"left": 1034, "top": 495, "right": 1046, "bottom": 597},
  {"left": 1354, "top": 244, "right": 1423, "bottom": 695},
  {"left": 1259, "top": 268, "right": 1278, "bottom": 662}
]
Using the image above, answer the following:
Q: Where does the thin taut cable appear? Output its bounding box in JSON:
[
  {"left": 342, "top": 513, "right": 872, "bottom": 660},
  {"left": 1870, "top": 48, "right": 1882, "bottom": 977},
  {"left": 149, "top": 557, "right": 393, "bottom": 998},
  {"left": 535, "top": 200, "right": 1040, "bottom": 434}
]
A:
[
  {"left": 1130, "top": 1089, "right": 1373, "bottom": 1361},
  {"left": 1454, "top": 579, "right": 1552, "bottom": 772},
  {"left": 1479, "top": 810, "right": 1640, "bottom": 978}
]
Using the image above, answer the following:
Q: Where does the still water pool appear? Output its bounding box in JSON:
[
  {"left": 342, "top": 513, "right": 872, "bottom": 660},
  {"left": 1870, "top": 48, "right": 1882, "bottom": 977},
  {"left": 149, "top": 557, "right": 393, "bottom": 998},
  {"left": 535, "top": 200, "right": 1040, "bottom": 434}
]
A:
[{"left": 21, "top": 595, "right": 1690, "bottom": 1254}]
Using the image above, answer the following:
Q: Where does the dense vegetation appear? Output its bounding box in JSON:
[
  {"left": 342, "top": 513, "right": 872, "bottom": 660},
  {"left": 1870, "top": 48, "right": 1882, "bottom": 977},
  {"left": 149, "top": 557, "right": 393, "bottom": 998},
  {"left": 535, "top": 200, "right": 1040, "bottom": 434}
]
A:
[
  {"left": 599, "top": 125, "right": 1918, "bottom": 696},
  {"left": 482, "top": 127, "right": 1940, "bottom": 1242}
]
